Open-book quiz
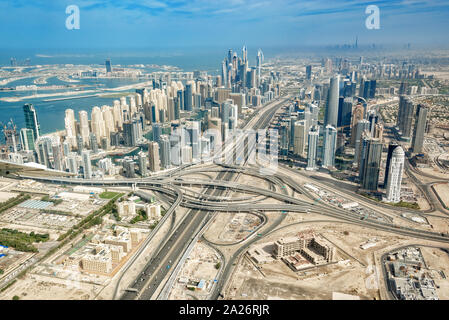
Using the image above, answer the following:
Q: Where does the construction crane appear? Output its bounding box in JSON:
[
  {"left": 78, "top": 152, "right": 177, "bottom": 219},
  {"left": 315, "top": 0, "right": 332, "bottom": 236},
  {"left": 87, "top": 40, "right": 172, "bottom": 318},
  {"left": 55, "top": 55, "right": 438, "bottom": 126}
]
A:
[{"left": 0, "top": 119, "right": 19, "bottom": 152}]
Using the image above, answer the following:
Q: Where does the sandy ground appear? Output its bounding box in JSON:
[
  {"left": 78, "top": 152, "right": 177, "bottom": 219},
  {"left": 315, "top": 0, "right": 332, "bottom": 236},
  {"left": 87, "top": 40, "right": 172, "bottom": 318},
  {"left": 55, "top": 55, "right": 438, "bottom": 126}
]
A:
[
  {"left": 0, "top": 191, "right": 19, "bottom": 202},
  {"left": 420, "top": 246, "right": 449, "bottom": 300},
  {"left": 0, "top": 274, "right": 98, "bottom": 300}
]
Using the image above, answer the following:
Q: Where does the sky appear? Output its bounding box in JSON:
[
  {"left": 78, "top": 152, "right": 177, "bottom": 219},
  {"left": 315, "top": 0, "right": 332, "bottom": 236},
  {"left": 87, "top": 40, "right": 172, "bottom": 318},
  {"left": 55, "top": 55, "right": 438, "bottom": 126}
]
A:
[{"left": 1, "top": 0, "right": 449, "bottom": 51}]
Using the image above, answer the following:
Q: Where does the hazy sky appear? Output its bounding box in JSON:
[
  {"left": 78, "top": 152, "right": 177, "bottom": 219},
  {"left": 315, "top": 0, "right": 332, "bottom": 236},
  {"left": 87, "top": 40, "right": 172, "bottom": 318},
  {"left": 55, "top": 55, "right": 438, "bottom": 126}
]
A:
[{"left": 1, "top": 0, "right": 449, "bottom": 50}]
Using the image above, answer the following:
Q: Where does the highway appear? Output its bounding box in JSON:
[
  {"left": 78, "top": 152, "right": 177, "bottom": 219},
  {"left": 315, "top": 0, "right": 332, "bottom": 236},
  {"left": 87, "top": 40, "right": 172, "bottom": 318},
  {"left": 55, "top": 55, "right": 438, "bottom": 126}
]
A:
[{"left": 119, "top": 95, "right": 291, "bottom": 300}]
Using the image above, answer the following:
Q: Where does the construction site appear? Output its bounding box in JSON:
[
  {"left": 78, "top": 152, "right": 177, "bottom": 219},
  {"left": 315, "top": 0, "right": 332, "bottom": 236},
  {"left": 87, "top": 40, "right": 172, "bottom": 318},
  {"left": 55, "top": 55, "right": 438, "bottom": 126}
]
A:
[{"left": 168, "top": 241, "right": 221, "bottom": 300}]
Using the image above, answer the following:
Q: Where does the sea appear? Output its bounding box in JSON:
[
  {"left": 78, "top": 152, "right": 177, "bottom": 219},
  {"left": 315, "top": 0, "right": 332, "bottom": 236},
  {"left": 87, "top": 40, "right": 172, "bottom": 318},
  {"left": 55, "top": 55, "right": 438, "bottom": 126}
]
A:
[{"left": 0, "top": 48, "right": 234, "bottom": 136}]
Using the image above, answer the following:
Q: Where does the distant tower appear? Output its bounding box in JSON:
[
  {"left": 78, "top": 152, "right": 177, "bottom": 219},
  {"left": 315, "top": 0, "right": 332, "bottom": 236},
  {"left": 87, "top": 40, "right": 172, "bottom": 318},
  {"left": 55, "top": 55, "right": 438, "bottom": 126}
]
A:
[
  {"left": 306, "top": 65, "right": 312, "bottom": 81},
  {"left": 242, "top": 45, "right": 248, "bottom": 64},
  {"left": 386, "top": 146, "right": 405, "bottom": 203},
  {"left": 256, "top": 49, "right": 264, "bottom": 87},
  {"left": 221, "top": 59, "right": 228, "bottom": 88},
  {"left": 105, "top": 59, "right": 112, "bottom": 73}
]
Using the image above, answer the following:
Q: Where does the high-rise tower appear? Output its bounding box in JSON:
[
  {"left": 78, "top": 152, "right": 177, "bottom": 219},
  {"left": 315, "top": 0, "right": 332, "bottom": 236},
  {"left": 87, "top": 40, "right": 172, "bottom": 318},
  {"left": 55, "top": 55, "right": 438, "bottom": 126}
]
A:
[
  {"left": 386, "top": 146, "right": 405, "bottom": 203},
  {"left": 411, "top": 103, "right": 428, "bottom": 154},
  {"left": 23, "top": 104, "right": 41, "bottom": 140},
  {"left": 324, "top": 75, "right": 340, "bottom": 128}
]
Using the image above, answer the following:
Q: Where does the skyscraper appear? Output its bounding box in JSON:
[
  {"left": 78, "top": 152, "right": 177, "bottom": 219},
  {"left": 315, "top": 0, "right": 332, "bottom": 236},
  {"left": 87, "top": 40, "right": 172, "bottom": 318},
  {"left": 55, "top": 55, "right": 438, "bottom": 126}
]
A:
[
  {"left": 350, "top": 104, "right": 364, "bottom": 146},
  {"left": 105, "top": 59, "right": 112, "bottom": 73},
  {"left": 138, "top": 151, "right": 148, "bottom": 177},
  {"left": 79, "top": 110, "right": 90, "bottom": 146},
  {"left": 293, "top": 120, "right": 307, "bottom": 157},
  {"left": 279, "top": 123, "right": 289, "bottom": 157},
  {"left": 360, "top": 138, "right": 383, "bottom": 192},
  {"left": 152, "top": 123, "right": 162, "bottom": 144},
  {"left": 123, "top": 120, "right": 140, "bottom": 147},
  {"left": 123, "top": 159, "right": 135, "bottom": 178},
  {"left": 159, "top": 135, "right": 171, "bottom": 169},
  {"left": 306, "top": 65, "right": 312, "bottom": 80},
  {"left": 324, "top": 75, "right": 340, "bottom": 128},
  {"left": 52, "top": 143, "right": 63, "bottom": 171},
  {"left": 185, "top": 121, "right": 201, "bottom": 160},
  {"left": 384, "top": 143, "right": 399, "bottom": 188},
  {"left": 257, "top": 49, "right": 264, "bottom": 86},
  {"left": 354, "top": 119, "right": 370, "bottom": 165},
  {"left": 89, "top": 133, "right": 98, "bottom": 154},
  {"left": 306, "top": 126, "right": 319, "bottom": 171},
  {"left": 337, "top": 97, "right": 353, "bottom": 130},
  {"left": 386, "top": 146, "right": 405, "bottom": 203},
  {"left": 20, "top": 128, "right": 35, "bottom": 151},
  {"left": 91, "top": 106, "right": 105, "bottom": 143},
  {"left": 411, "top": 103, "right": 428, "bottom": 154},
  {"left": 23, "top": 104, "right": 40, "bottom": 140},
  {"left": 322, "top": 125, "right": 337, "bottom": 168},
  {"left": 397, "top": 96, "right": 414, "bottom": 141},
  {"left": 67, "top": 153, "right": 78, "bottom": 175},
  {"left": 148, "top": 142, "right": 160, "bottom": 172},
  {"left": 82, "top": 151, "right": 92, "bottom": 179},
  {"left": 64, "top": 109, "right": 77, "bottom": 148},
  {"left": 184, "top": 83, "right": 193, "bottom": 111},
  {"left": 76, "top": 134, "right": 84, "bottom": 155}
]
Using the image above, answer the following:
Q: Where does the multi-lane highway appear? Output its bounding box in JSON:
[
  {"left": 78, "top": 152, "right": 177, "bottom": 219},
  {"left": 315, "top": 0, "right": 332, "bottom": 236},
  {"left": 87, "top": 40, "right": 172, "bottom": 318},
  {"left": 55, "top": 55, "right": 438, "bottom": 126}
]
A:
[{"left": 119, "top": 95, "right": 291, "bottom": 300}]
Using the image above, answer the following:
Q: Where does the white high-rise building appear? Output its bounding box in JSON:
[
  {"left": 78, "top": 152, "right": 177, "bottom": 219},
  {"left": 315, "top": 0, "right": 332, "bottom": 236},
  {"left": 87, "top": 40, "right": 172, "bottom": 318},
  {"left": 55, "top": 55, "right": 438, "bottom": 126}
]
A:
[
  {"left": 79, "top": 110, "right": 90, "bottom": 146},
  {"left": 101, "top": 105, "right": 115, "bottom": 139},
  {"left": 64, "top": 109, "right": 77, "bottom": 148},
  {"left": 322, "top": 125, "right": 337, "bottom": 168},
  {"left": 182, "top": 145, "right": 193, "bottom": 164},
  {"left": 91, "top": 107, "right": 105, "bottom": 143},
  {"left": 386, "top": 146, "right": 405, "bottom": 203},
  {"left": 306, "top": 126, "right": 319, "bottom": 171},
  {"left": 129, "top": 96, "right": 137, "bottom": 117},
  {"left": 112, "top": 100, "right": 123, "bottom": 130},
  {"left": 67, "top": 153, "right": 78, "bottom": 175}
]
